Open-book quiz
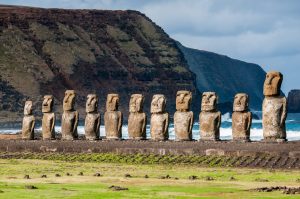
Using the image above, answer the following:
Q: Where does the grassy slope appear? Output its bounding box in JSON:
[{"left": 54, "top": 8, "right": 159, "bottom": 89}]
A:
[{"left": 0, "top": 159, "right": 300, "bottom": 198}]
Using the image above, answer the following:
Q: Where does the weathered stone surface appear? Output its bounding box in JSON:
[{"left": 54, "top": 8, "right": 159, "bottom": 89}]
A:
[
  {"left": 263, "top": 96, "right": 287, "bottom": 141},
  {"left": 61, "top": 90, "right": 78, "bottom": 140},
  {"left": 42, "top": 95, "right": 55, "bottom": 140},
  {"left": 263, "top": 71, "right": 283, "bottom": 97},
  {"left": 22, "top": 101, "right": 35, "bottom": 140},
  {"left": 199, "top": 92, "right": 221, "bottom": 141},
  {"left": 232, "top": 93, "right": 252, "bottom": 142},
  {"left": 84, "top": 94, "right": 100, "bottom": 140},
  {"left": 174, "top": 91, "right": 193, "bottom": 141},
  {"left": 104, "top": 94, "right": 122, "bottom": 139},
  {"left": 128, "top": 94, "right": 146, "bottom": 140},
  {"left": 205, "top": 148, "right": 225, "bottom": 156},
  {"left": 150, "top": 94, "right": 169, "bottom": 140},
  {"left": 262, "top": 71, "right": 287, "bottom": 142}
]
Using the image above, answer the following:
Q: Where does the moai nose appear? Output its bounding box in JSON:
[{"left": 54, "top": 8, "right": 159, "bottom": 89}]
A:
[
  {"left": 64, "top": 95, "right": 69, "bottom": 103},
  {"left": 179, "top": 94, "right": 185, "bottom": 103},
  {"left": 266, "top": 76, "right": 274, "bottom": 85}
]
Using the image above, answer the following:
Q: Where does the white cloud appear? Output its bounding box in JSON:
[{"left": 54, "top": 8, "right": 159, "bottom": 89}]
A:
[{"left": 140, "top": 0, "right": 300, "bottom": 93}]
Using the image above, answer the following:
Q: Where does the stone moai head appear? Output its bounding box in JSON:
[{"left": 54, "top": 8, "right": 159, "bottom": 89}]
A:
[
  {"left": 151, "top": 94, "right": 166, "bottom": 113},
  {"left": 129, "top": 94, "right": 144, "bottom": 113},
  {"left": 42, "top": 95, "right": 54, "bottom": 113},
  {"left": 63, "top": 90, "right": 76, "bottom": 111},
  {"left": 201, "top": 92, "right": 218, "bottom": 111},
  {"left": 233, "top": 93, "right": 249, "bottom": 112},
  {"left": 263, "top": 71, "right": 283, "bottom": 96},
  {"left": 86, "top": 94, "right": 98, "bottom": 113},
  {"left": 176, "top": 91, "right": 192, "bottom": 111},
  {"left": 24, "top": 100, "right": 33, "bottom": 116},
  {"left": 106, "top": 94, "right": 119, "bottom": 111}
]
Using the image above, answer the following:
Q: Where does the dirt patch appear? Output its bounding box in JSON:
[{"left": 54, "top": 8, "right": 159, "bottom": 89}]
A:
[{"left": 251, "top": 186, "right": 300, "bottom": 195}]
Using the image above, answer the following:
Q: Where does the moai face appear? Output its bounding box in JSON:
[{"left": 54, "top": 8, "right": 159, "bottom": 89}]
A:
[
  {"left": 151, "top": 94, "right": 166, "bottom": 113},
  {"left": 24, "top": 101, "right": 33, "bottom": 115},
  {"left": 86, "top": 94, "right": 98, "bottom": 113},
  {"left": 63, "top": 90, "right": 76, "bottom": 111},
  {"left": 201, "top": 92, "right": 217, "bottom": 111},
  {"left": 263, "top": 71, "right": 283, "bottom": 96},
  {"left": 42, "top": 95, "right": 54, "bottom": 113},
  {"left": 233, "top": 93, "right": 249, "bottom": 112},
  {"left": 106, "top": 94, "right": 119, "bottom": 111},
  {"left": 129, "top": 94, "right": 144, "bottom": 113},
  {"left": 176, "top": 91, "right": 192, "bottom": 111}
]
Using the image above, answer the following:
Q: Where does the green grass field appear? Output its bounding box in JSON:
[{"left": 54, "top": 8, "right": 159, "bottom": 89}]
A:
[{"left": 0, "top": 158, "right": 300, "bottom": 198}]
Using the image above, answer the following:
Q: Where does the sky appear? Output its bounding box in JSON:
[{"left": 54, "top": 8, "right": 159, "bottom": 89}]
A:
[{"left": 1, "top": 0, "right": 300, "bottom": 94}]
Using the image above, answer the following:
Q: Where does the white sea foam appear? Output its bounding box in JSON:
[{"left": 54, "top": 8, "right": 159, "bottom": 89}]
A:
[{"left": 1, "top": 124, "right": 300, "bottom": 141}]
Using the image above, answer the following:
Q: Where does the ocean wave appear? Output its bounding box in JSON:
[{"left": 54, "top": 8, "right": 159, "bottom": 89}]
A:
[{"left": 1, "top": 124, "right": 300, "bottom": 141}]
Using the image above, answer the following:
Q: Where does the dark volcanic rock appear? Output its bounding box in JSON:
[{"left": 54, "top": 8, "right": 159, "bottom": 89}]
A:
[
  {"left": 0, "top": 6, "right": 199, "bottom": 124},
  {"left": 25, "top": 185, "right": 38, "bottom": 189},
  {"left": 108, "top": 185, "right": 128, "bottom": 191},
  {"left": 177, "top": 42, "right": 266, "bottom": 112},
  {"left": 288, "top": 90, "right": 300, "bottom": 113}
]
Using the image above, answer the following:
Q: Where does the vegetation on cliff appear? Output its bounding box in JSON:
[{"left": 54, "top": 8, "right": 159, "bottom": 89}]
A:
[{"left": 0, "top": 6, "right": 198, "bottom": 124}]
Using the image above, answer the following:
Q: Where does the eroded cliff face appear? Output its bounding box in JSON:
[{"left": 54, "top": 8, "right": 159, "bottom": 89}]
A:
[
  {"left": 288, "top": 90, "right": 300, "bottom": 113},
  {"left": 0, "top": 6, "right": 199, "bottom": 125},
  {"left": 177, "top": 42, "right": 266, "bottom": 111}
]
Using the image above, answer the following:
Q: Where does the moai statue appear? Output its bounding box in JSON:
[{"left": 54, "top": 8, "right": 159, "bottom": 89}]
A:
[
  {"left": 84, "top": 94, "right": 100, "bottom": 140},
  {"left": 22, "top": 100, "right": 35, "bottom": 140},
  {"left": 42, "top": 95, "right": 55, "bottom": 140},
  {"left": 150, "top": 94, "right": 169, "bottom": 141},
  {"left": 174, "top": 91, "right": 193, "bottom": 141},
  {"left": 61, "top": 90, "right": 78, "bottom": 140},
  {"left": 128, "top": 94, "right": 147, "bottom": 140},
  {"left": 232, "top": 93, "right": 252, "bottom": 142},
  {"left": 199, "top": 92, "right": 221, "bottom": 141},
  {"left": 263, "top": 71, "right": 287, "bottom": 142},
  {"left": 104, "top": 94, "right": 122, "bottom": 139}
]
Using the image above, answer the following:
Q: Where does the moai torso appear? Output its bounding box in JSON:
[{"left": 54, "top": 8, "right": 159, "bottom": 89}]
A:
[
  {"left": 42, "top": 95, "right": 55, "bottom": 140},
  {"left": 199, "top": 92, "right": 221, "bottom": 141},
  {"left": 263, "top": 96, "right": 287, "bottom": 140},
  {"left": 104, "top": 94, "right": 122, "bottom": 139},
  {"left": 262, "top": 71, "right": 287, "bottom": 142},
  {"left": 174, "top": 91, "right": 193, "bottom": 141},
  {"left": 128, "top": 94, "right": 147, "bottom": 140},
  {"left": 22, "top": 101, "right": 35, "bottom": 140},
  {"left": 61, "top": 90, "right": 78, "bottom": 140},
  {"left": 150, "top": 94, "right": 169, "bottom": 140},
  {"left": 85, "top": 94, "right": 100, "bottom": 140},
  {"left": 232, "top": 93, "right": 252, "bottom": 141}
]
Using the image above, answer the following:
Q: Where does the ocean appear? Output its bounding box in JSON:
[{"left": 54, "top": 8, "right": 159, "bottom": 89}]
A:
[{"left": 1, "top": 112, "right": 300, "bottom": 141}]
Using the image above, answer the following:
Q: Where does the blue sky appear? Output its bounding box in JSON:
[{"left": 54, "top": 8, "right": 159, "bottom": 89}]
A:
[{"left": 1, "top": 0, "right": 300, "bottom": 94}]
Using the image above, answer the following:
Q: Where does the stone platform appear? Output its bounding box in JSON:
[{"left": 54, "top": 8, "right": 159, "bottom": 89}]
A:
[{"left": 0, "top": 139, "right": 299, "bottom": 157}]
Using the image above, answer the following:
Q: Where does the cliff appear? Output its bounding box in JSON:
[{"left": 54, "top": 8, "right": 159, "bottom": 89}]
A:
[
  {"left": 288, "top": 90, "right": 300, "bottom": 113},
  {"left": 0, "top": 6, "right": 199, "bottom": 125},
  {"left": 0, "top": 5, "right": 271, "bottom": 126},
  {"left": 177, "top": 43, "right": 266, "bottom": 111}
]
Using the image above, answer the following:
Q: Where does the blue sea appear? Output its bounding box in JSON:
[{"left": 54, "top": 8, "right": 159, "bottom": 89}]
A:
[{"left": 1, "top": 112, "right": 300, "bottom": 141}]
